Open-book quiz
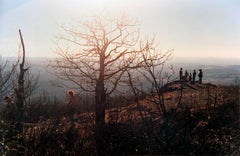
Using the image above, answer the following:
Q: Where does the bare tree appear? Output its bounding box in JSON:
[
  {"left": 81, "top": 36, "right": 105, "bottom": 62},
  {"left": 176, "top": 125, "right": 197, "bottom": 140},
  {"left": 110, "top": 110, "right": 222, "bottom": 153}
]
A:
[
  {"left": 14, "top": 29, "right": 38, "bottom": 121},
  {"left": 0, "top": 57, "right": 16, "bottom": 103},
  {"left": 49, "top": 15, "right": 150, "bottom": 154},
  {"left": 49, "top": 15, "right": 175, "bottom": 154},
  {"left": 0, "top": 30, "right": 39, "bottom": 155},
  {"left": 127, "top": 40, "right": 174, "bottom": 119}
]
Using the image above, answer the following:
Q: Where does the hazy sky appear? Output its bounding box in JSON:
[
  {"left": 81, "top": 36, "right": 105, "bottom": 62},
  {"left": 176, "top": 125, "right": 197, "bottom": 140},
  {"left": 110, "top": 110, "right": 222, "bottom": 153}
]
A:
[{"left": 0, "top": 0, "right": 239, "bottom": 58}]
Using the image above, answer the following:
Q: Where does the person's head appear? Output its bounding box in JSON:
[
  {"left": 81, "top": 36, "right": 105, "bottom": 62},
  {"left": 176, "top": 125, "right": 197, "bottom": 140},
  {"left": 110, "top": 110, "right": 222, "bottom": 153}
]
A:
[
  {"left": 4, "top": 96, "right": 12, "bottom": 103},
  {"left": 180, "top": 68, "right": 182, "bottom": 70},
  {"left": 199, "top": 69, "right": 202, "bottom": 71},
  {"left": 68, "top": 90, "right": 75, "bottom": 96}
]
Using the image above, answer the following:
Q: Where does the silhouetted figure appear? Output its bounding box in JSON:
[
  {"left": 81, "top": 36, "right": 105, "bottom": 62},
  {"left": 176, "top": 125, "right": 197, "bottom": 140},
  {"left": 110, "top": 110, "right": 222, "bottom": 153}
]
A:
[
  {"left": 4, "top": 96, "right": 14, "bottom": 105},
  {"left": 67, "top": 90, "right": 78, "bottom": 105},
  {"left": 3, "top": 96, "right": 16, "bottom": 120},
  {"left": 184, "top": 70, "right": 189, "bottom": 81},
  {"left": 192, "top": 70, "right": 196, "bottom": 84},
  {"left": 179, "top": 68, "right": 183, "bottom": 81},
  {"left": 189, "top": 73, "right": 192, "bottom": 82},
  {"left": 198, "top": 69, "right": 203, "bottom": 84},
  {"left": 185, "top": 70, "right": 189, "bottom": 77},
  {"left": 66, "top": 90, "right": 78, "bottom": 115}
]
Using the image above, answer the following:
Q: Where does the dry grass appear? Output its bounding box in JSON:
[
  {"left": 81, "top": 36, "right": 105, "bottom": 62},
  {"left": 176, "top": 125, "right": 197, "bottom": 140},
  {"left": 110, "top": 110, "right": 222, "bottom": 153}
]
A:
[{"left": 0, "top": 83, "right": 239, "bottom": 155}]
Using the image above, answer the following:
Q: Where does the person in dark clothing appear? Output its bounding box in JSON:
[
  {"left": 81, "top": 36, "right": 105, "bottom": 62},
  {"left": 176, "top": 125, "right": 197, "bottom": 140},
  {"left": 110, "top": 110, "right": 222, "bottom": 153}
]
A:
[
  {"left": 192, "top": 70, "right": 196, "bottom": 84},
  {"left": 189, "top": 73, "right": 192, "bottom": 82},
  {"left": 179, "top": 68, "right": 183, "bottom": 81},
  {"left": 198, "top": 69, "right": 203, "bottom": 84},
  {"left": 3, "top": 96, "right": 16, "bottom": 120},
  {"left": 184, "top": 70, "right": 189, "bottom": 81},
  {"left": 4, "top": 96, "right": 14, "bottom": 105}
]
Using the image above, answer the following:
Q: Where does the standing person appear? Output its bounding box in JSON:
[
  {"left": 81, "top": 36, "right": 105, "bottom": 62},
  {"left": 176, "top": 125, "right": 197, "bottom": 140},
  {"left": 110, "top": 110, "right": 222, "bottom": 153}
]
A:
[
  {"left": 185, "top": 70, "right": 189, "bottom": 81},
  {"left": 4, "top": 96, "right": 14, "bottom": 105},
  {"left": 3, "top": 96, "right": 16, "bottom": 120},
  {"left": 192, "top": 70, "right": 196, "bottom": 84},
  {"left": 179, "top": 68, "right": 183, "bottom": 81},
  {"left": 189, "top": 73, "right": 192, "bottom": 82},
  {"left": 66, "top": 90, "right": 78, "bottom": 114},
  {"left": 198, "top": 69, "right": 203, "bottom": 84}
]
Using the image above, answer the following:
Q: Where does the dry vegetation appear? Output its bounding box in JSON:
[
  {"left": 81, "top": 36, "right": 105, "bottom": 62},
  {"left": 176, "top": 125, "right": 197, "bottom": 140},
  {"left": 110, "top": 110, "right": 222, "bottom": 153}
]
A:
[{"left": 0, "top": 83, "right": 239, "bottom": 155}]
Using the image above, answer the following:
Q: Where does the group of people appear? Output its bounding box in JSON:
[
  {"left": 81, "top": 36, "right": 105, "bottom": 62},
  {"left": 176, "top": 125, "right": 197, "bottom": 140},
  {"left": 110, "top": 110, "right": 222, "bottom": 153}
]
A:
[{"left": 179, "top": 68, "right": 203, "bottom": 84}]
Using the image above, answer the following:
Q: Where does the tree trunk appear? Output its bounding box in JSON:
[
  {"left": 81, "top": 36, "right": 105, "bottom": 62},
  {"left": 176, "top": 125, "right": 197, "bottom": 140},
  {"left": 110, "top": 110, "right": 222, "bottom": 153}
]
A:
[
  {"left": 15, "top": 29, "right": 28, "bottom": 122},
  {"left": 95, "top": 54, "right": 106, "bottom": 155},
  {"left": 95, "top": 80, "right": 106, "bottom": 155}
]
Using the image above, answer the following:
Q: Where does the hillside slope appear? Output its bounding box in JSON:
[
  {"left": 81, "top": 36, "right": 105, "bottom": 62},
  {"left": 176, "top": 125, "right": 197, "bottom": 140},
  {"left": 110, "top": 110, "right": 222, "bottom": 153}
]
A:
[{"left": 1, "top": 83, "right": 239, "bottom": 155}]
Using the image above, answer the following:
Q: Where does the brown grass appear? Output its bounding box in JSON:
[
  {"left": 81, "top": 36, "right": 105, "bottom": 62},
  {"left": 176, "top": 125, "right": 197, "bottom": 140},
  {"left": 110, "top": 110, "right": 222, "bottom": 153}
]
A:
[{"left": 0, "top": 84, "right": 239, "bottom": 155}]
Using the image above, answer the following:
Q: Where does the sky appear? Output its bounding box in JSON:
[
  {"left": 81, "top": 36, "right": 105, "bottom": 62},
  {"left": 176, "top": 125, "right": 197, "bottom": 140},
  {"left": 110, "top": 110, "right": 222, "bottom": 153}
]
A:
[{"left": 0, "top": 0, "right": 240, "bottom": 59}]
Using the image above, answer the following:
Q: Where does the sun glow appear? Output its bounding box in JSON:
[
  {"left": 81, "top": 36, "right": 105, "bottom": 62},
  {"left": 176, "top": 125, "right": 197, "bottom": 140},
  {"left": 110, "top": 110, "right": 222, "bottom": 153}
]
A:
[{"left": 0, "top": 0, "right": 240, "bottom": 58}]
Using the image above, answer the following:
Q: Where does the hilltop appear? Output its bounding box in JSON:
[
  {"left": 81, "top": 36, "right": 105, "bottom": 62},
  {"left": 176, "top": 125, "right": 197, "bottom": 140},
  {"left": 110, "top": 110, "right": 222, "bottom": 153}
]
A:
[{"left": 104, "top": 81, "right": 238, "bottom": 122}]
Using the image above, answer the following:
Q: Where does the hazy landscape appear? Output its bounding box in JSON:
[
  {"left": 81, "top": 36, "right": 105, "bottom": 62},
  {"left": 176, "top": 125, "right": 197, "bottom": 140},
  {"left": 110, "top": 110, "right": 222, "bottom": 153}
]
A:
[
  {"left": 2, "top": 55, "right": 240, "bottom": 155},
  {"left": 25, "top": 57, "right": 240, "bottom": 98},
  {"left": 1, "top": 0, "right": 240, "bottom": 155},
  {"left": 1, "top": 33, "right": 240, "bottom": 156}
]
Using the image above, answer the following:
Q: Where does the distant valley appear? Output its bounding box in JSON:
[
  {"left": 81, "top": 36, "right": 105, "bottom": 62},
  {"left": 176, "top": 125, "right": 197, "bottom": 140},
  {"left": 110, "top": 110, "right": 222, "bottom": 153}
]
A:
[{"left": 6, "top": 57, "right": 240, "bottom": 98}]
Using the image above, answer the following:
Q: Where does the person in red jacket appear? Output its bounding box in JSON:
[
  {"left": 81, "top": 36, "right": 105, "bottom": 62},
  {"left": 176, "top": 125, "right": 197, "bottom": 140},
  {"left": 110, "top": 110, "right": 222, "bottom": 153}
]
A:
[
  {"left": 67, "top": 90, "right": 78, "bottom": 106},
  {"left": 66, "top": 90, "right": 79, "bottom": 115}
]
